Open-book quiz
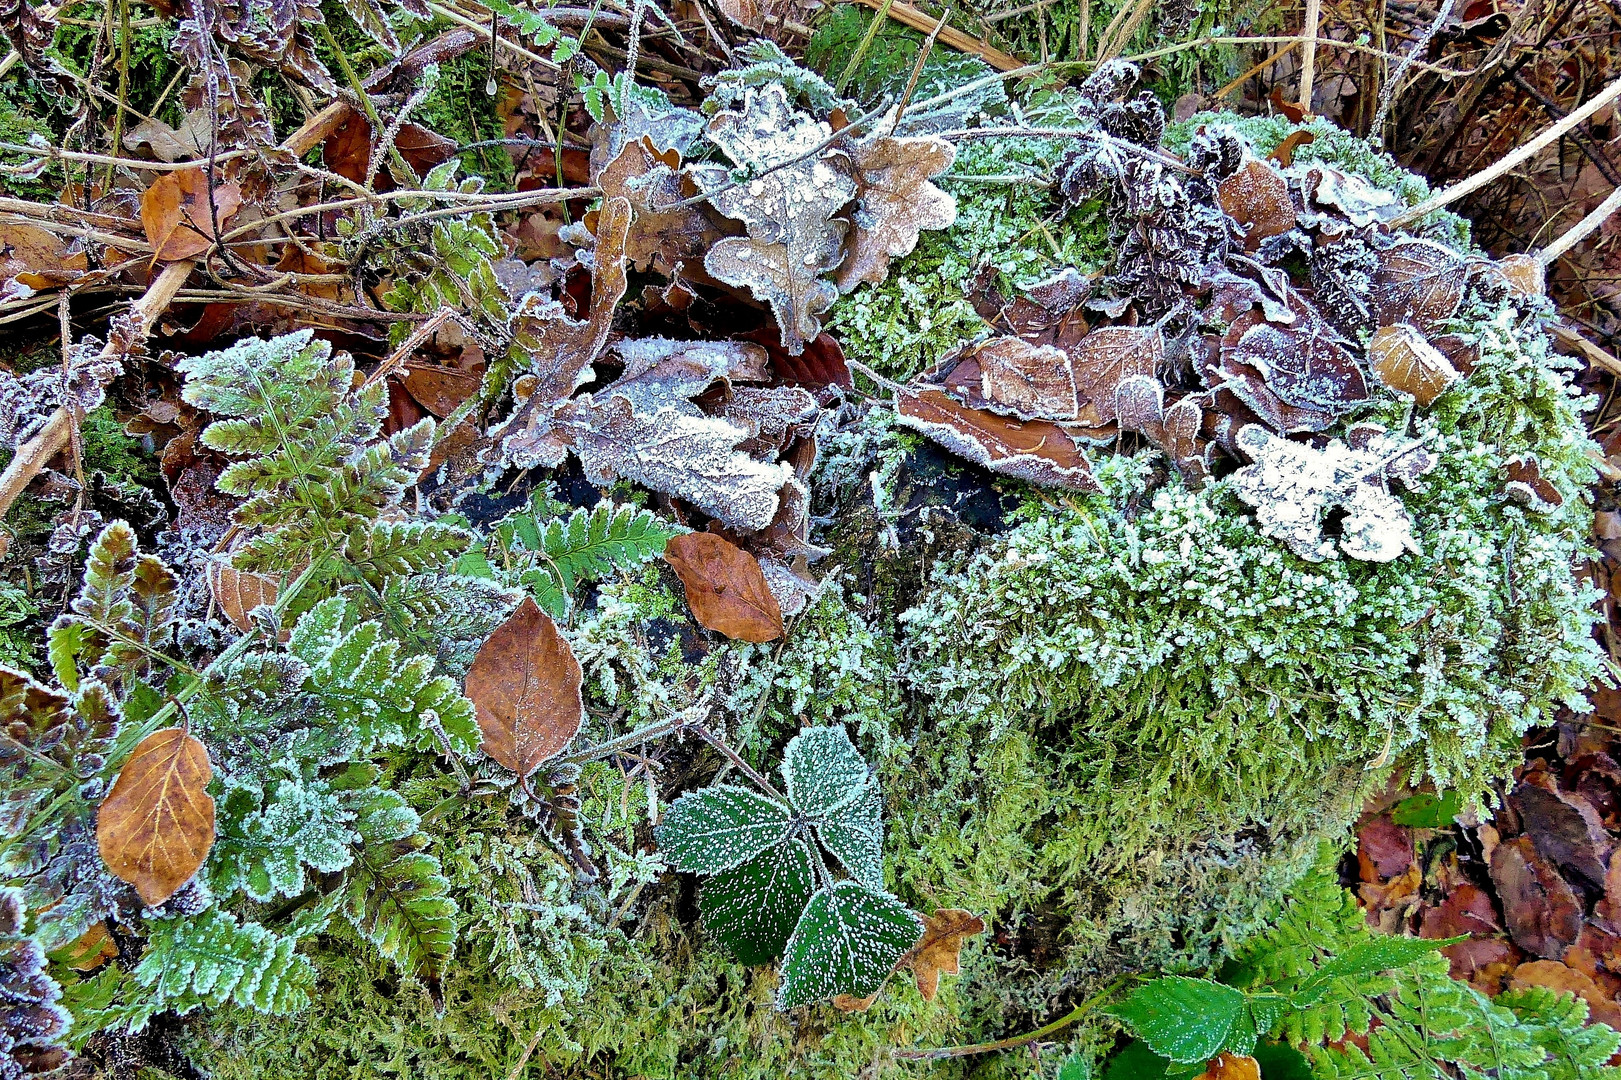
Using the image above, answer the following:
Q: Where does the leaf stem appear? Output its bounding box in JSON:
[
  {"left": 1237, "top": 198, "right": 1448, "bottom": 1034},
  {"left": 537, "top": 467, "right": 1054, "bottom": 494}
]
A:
[{"left": 894, "top": 976, "right": 1128, "bottom": 1060}]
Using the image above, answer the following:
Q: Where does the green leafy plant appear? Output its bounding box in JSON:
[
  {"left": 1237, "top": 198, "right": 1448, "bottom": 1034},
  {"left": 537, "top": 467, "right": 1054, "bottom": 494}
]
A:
[
  {"left": 1105, "top": 859, "right": 1621, "bottom": 1079},
  {"left": 479, "top": 497, "right": 684, "bottom": 618},
  {"left": 655, "top": 724, "right": 922, "bottom": 1009}
]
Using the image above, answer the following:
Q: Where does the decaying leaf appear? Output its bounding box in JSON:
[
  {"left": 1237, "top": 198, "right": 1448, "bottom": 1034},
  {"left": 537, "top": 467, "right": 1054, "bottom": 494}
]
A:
[
  {"left": 1220, "top": 302, "right": 1367, "bottom": 416},
  {"left": 1492, "top": 253, "right": 1545, "bottom": 299},
  {"left": 971, "top": 337, "right": 1078, "bottom": 419},
  {"left": 692, "top": 85, "right": 857, "bottom": 354},
  {"left": 1197, "top": 1054, "right": 1261, "bottom": 1080},
  {"left": 1367, "top": 324, "right": 1461, "bottom": 407},
  {"left": 97, "top": 727, "right": 216, "bottom": 906},
  {"left": 598, "top": 135, "right": 726, "bottom": 277},
  {"left": 1268, "top": 130, "right": 1316, "bottom": 167},
  {"left": 1504, "top": 454, "right": 1564, "bottom": 512},
  {"left": 0, "top": 222, "right": 88, "bottom": 290},
  {"left": 464, "top": 597, "right": 585, "bottom": 779},
  {"left": 834, "top": 132, "right": 957, "bottom": 294},
  {"left": 58, "top": 922, "right": 118, "bottom": 972},
  {"left": 140, "top": 167, "right": 244, "bottom": 262},
  {"left": 124, "top": 110, "right": 211, "bottom": 162},
  {"left": 1231, "top": 424, "right": 1434, "bottom": 562},
  {"left": 1217, "top": 157, "right": 1296, "bottom": 248},
  {"left": 1374, "top": 238, "right": 1468, "bottom": 330},
  {"left": 1116, "top": 375, "right": 1208, "bottom": 484},
  {"left": 895, "top": 386, "right": 1100, "bottom": 491},
  {"left": 205, "top": 558, "right": 280, "bottom": 633},
  {"left": 903, "top": 908, "right": 985, "bottom": 1001},
  {"left": 401, "top": 362, "right": 482, "bottom": 418},
  {"left": 1068, "top": 326, "right": 1165, "bottom": 425},
  {"left": 1301, "top": 165, "right": 1400, "bottom": 227},
  {"left": 663, "top": 532, "right": 784, "bottom": 642}
]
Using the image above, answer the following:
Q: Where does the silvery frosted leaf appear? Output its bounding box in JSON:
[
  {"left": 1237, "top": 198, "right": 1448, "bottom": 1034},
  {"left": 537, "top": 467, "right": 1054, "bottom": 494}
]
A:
[
  {"left": 815, "top": 781, "right": 884, "bottom": 891},
  {"left": 783, "top": 725, "right": 869, "bottom": 819},
  {"left": 777, "top": 881, "right": 921, "bottom": 1009},
  {"left": 655, "top": 784, "right": 795, "bottom": 875},
  {"left": 834, "top": 132, "right": 957, "bottom": 294},
  {"left": 700, "top": 836, "right": 816, "bottom": 965}
]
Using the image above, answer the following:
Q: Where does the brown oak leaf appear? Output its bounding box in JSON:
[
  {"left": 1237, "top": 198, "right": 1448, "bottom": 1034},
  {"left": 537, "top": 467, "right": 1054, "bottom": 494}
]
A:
[
  {"left": 139, "top": 167, "right": 243, "bottom": 263},
  {"left": 598, "top": 135, "right": 726, "bottom": 278},
  {"left": 904, "top": 908, "right": 985, "bottom": 1001},
  {"left": 96, "top": 728, "right": 216, "bottom": 906},
  {"left": 663, "top": 531, "right": 784, "bottom": 642},
  {"left": 834, "top": 132, "right": 957, "bottom": 294},
  {"left": 464, "top": 597, "right": 585, "bottom": 780}
]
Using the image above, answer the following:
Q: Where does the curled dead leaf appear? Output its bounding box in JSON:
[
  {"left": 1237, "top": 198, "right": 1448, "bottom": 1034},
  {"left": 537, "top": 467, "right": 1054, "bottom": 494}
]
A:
[
  {"left": 1504, "top": 455, "right": 1564, "bottom": 511},
  {"left": 464, "top": 597, "right": 585, "bottom": 779},
  {"left": 1368, "top": 324, "right": 1461, "bottom": 407},
  {"left": 59, "top": 922, "right": 118, "bottom": 972},
  {"left": 97, "top": 728, "right": 216, "bottom": 907},
  {"left": 904, "top": 908, "right": 985, "bottom": 1001},
  {"left": 1217, "top": 158, "right": 1297, "bottom": 249},
  {"left": 834, "top": 132, "right": 957, "bottom": 294},
  {"left": 139, "top": 167, "right": 244, "bottom": 263},
  {"left": 663, "top": 532, "right": 784, "bottom": 643},
  {"left": 1268, "top": 129, "right": 1316, "bottom": 167},
  {"left": 205, "top": 559, "right": 280, "bottom": 634},
  {"left": 894, "top": 386, "right": 1100, "bottom": 491},
  {"left": 1493, "top": 253, "right": 1546, "bottom": 299}
]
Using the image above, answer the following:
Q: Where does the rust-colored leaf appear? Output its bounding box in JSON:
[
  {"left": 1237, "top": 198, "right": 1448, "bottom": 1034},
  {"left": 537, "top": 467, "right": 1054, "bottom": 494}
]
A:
[
  {"left": 205, "top": 559, "right": 280, "bottom": 634},
  {"left": 973, "top": 337, "right": 1078, "bottom": 419},
  {"left": 139, "top": 167, "right": 243, "bottom": 263},
  {"left": 1368, "top": 324, "right": 1461, "bottom": 407},
  {"left": 0, "top": 222, "right": 88, "bottom": 288},
  {"left": 895, "top": 386, "right": 1100, "bottom": 491},
  {"left": 464, "top": 597, "right": 585, "bottom": 779},
  {"left": 834, "top": 132, "right": 957, "bottom": 294},
  {"left": 1268, "top": 85, "right": 1307, "bottom": 123},
  {"left": 1221, "top": 301, "right": 1367, "bottom": 416},
  {"left": 401, "top": 363, "right": 482, "bottom": 417},
  {"left": 598, "top": 135, "right": 725, "bottom": 278},
  {"left": 1490, "top": 835, "right": 1584, "bottom": 959},
  {"left": 96, "top": 728, "right": 216, "bottom": 907},
  {"left": 1374, "top": 238, "right": 1468, "bottom": 331},
  {"left": 59, "top": 922, "right": 118, "bottom": 972},
  {"left": 664, "top": 532, "right": 784, "bottom": 643},
  {"left": 832, "top": 992, "right": 878, "bottom": 1012},
  {"left": 1217, "top": 158, "right": 1297, "bottom": 249},
  {"left": 1268, "top": 129, "right": 1316, "bottom": 167},
  {"left": 1068, "top": 326, "right": 1165, "bottom": 425},
  {"left": 904, "top": 908, "right": 985, "bottom": 1001},
  {"left": 1493, "top": 252, "right": 1546, "bottom": 299},
  {"left": 1504, "top": 454, "right": 1564, "bottom": 511},
  {"left": 1116, "top": 375, "right": 1208, "bottom": 485},
  {"left": 1197, "top": 1054, "right": 1261, "bottom": 1080}
]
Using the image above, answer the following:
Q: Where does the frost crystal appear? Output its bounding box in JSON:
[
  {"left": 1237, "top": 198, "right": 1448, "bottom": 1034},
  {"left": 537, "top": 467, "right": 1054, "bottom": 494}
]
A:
[{"left": 1230, "top": 424, "right": 1434, "bottom": 562}]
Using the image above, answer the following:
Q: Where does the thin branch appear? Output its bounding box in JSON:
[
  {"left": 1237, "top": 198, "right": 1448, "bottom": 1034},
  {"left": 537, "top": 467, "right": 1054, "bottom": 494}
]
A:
[{"left": 1540, "top": 185, "right": 1621, "bottom": 265}]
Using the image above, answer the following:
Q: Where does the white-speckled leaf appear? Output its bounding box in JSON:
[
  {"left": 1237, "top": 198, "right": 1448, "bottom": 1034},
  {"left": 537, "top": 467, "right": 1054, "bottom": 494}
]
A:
[
  {"left": 778, "top": 882, "right": 922, "bottom": 1009},
  {"left": 783, "top": 725, "right": 869, "bottom": 819},
  {"left": 814, "top": 781, "right": 884, "bottom": 890},
  {"left": 700, "top": 837, "right": 816, "bottom": 965},
  {"left": 655, "top": 784, "right": 795, "bottom": 875}
]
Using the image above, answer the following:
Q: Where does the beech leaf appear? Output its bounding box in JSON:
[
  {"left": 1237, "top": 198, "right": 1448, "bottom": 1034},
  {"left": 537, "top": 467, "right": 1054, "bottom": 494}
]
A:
[
  {"left": 895, "top": 386, "right": 1100, "bottom": 491},
  {"left": 663, "top": 531, "right": 784, "bottom": 642},
  {"left": 1217, "top": 157, "right": 1296, "bottom": 249},
  {"left": 1373, "top": 237, "right": 1468, "bottom": 331},
  {"left": 97, "top": 727, "right": 216, "bottom": 907},
  {"left": 834, "top": 132, "right": 957, "bottom": 294},
  {"left": 1068, "top": 326, "right": 1165, "bottom": 425},
  {"left": 139, "top": 167, "right": 244, "bottom": 263},
  {"left": 904, "top": 908, "right": 986, "bottom": 1001},
  {"left": 1367, "top": 324, "right": 1460, "bottom": 407},
  {"left": 463, "top": 597, "right": 584, "bottom": 779},
  {"left": 693, "top": 84, "right": 857, "bottom": 354},
  {"left": 205, "top": 559, "right": 280, "bottom": 634}
]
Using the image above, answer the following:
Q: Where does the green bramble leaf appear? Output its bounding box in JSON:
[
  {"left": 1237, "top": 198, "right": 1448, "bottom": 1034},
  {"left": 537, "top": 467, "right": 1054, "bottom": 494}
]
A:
[
  {"left": 655, "top": 785, "right": 796, "bottom": 875},
  {"left": 699, "top": 837, "right": 816, "bottom": 966},
  {"left": 782, "top": 724, "right": 870, "bottom": 818},
  {"left": 777, "top": 881, "right": 921, "bottom": 1009},
  {"left": 812, "top": 780, "right": 884, "bottom": 890},
  {"left": 1390, "top": 790, "right": 1463, "bottom": 828},
  {"left": 1108, "top": 977, "right": 1255, "bottom": 1064}
]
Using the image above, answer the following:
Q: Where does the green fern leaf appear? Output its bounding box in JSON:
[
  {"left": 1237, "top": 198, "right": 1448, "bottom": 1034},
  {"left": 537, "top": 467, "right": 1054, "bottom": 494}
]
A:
[
  {"left": 210, "top": 776, "right": 358, "bottom": 902},
  {"left": 341, "top": 786, "right": 457, "bottom": 996},
  {"left": 128, "top": 909, "right": 315, "bottom": 1029},
  {"left": 505, "top": 501, "right": 682, "bottom": 617}
]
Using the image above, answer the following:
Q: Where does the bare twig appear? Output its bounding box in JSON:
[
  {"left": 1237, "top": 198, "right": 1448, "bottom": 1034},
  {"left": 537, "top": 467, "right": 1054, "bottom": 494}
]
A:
[
  {"left": 852, "top": 0, "right": 1025, "bottom": 70},
  {"left": 1541, "top": 185, "right": 1621, "bottom": 264}
]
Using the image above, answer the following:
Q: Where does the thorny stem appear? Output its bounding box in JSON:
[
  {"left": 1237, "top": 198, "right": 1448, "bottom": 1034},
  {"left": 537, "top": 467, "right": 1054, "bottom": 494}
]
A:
[{"left": 894, "top": 976, "right": 1129, "bottom": 1060}]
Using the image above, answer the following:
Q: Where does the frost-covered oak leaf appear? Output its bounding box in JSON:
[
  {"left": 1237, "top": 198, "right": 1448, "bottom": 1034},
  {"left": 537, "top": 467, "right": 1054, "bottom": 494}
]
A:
[
  {"left": 834, "top": 133, "right": 956, "bottom": 294},
  {"left": 778, "top": 882, "right": 922, "bottom": 1009},
  {"left": 1230, "top": 424, "right": 1434, "bottom": 563},
  {"left": 691, "top": 84, "right": 856, "bottom": 354},
  {"left": 597, "top": 136, "right": 724, "bottom": 277}
]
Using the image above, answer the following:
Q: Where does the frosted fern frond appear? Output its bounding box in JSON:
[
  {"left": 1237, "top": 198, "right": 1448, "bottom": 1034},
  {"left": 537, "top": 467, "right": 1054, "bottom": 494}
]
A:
[
  {"left": 369, "top": 573, "right": 520, "bottom": 678},
  {"left": 340, "top": 520, "right": 472, "bottom": 588},
  {"left": 0, "top": 666, "right": 118, "bottom": 839},
  {"left": 127, "top": 908, "right": 315, "bottom": 1030},
  {"left": 340, "top": 786, "right": 457, "bottom": 996},
  {"left": 702, "top": 40, "right": 845, "bottom": 120},
  {"left": 499, "top": 499, "right": 683, "bottom": 617},
  {"left": 210, "top": 776, "right": 358, "bottom": 902},
  {"left": 0, "top": 885, "right": 71, "bottom": 1077},
  {"left": 286, "top": 597, "right": 479, "bottom": 762},
  {"left": 174, "top": 330, "right": 437, "bottom": 575},
  {"left": 48, "top": 521, "right": 178, "bottom": 692},
  {"left": 379, "top": 163, "right": 507, "bottom": 344}
]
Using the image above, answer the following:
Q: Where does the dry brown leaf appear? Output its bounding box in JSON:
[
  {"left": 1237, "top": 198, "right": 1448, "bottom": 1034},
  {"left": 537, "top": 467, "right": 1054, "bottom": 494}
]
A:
[
  {"left": 1116, "top": 375, "right": 1208, "bottom": 484},
  {"left": 904, "top": 908, "right": 985, "bottom": 1001},
  {"left": 1491, "top": 836, "right": 1584, "bottom": 959},
  {"left": 1221, "top": 303, "right": 1367, "bottom": 418},
  {"left": 664, "top": 532, "right": 784, "bottom": 642},
  {"left": 973, "top": 337, "right": 1077, "bottom": 419},
  {"left": 1494, "top": 253, "right": 1546, "bottom": 299},
  {"left": 895, "top": 386, "right": 1100, "bottom": 491},
  {"left": 1504, "top": 455, "right": 1564, "bottom": 511},
  {"left": 60, "top": 922, "right": 118, "bottom": 971},
  {"left": 1196, "top": 1054, "right": 1261, "bottom": 1080},
  {"left": 140, "top": 167, "right": 243, "bottom": 263},
  {"left": 96, "top": 728, "right": 216, "bottom": 907},
  {"left": 401, "top": 363, "right": 482, "bottom": 417},
  {"left": 598, "top": 136, "right": 725, "bottom": 278},
  {"left": 1268, "top": 130, "right": 1316, "bottom": 167},
  {"left": 0, "top": 222, "right": 89, "bottom": 289},
  {"left": 1510, "top": 960, "right": 1621, "bottom": 1029},
  {"left": 834, "top": 132, "right": 957, "bottom": 294},
  {"left": 832, "top": 992, "right": 877, "bottom": 1012},
  {"left": 1374, "top": 238, "right": 1468, "bottom": 331},
  {"left": 1368, "top": 324, "right": 1461, "bottom": 406},
  {"left": 1217, "top": 158, "right": 1297, "bottom": 249},
  {"left": 1068, "top": 326, "right": 1165, "bottom": 425},
  {"left": 464, "top": 597, "right": 584, "bottom": 780},
  {"left": 205, "top": 559, "right": 280, "bottom": 634}
]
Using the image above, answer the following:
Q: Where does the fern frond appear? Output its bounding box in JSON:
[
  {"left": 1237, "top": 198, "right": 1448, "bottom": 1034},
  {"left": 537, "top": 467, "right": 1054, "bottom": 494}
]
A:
[
  {"left": 341, "top": 786, "right": 457, "bottom": 995},
  {"left": 210, "top": 776, "right": 359, "bottom": 902},
  {"left": 341, "top": 520, "right": 472, "bottom": 588},
  {"left": 51, "top": 523, "right": 179, "bottom": 690},
  {"left": 128, "top": 909, "right": 315, "bottom": 1029},
  {"left": 502, "top": 501, "right": 682, "bottom": 617}
]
